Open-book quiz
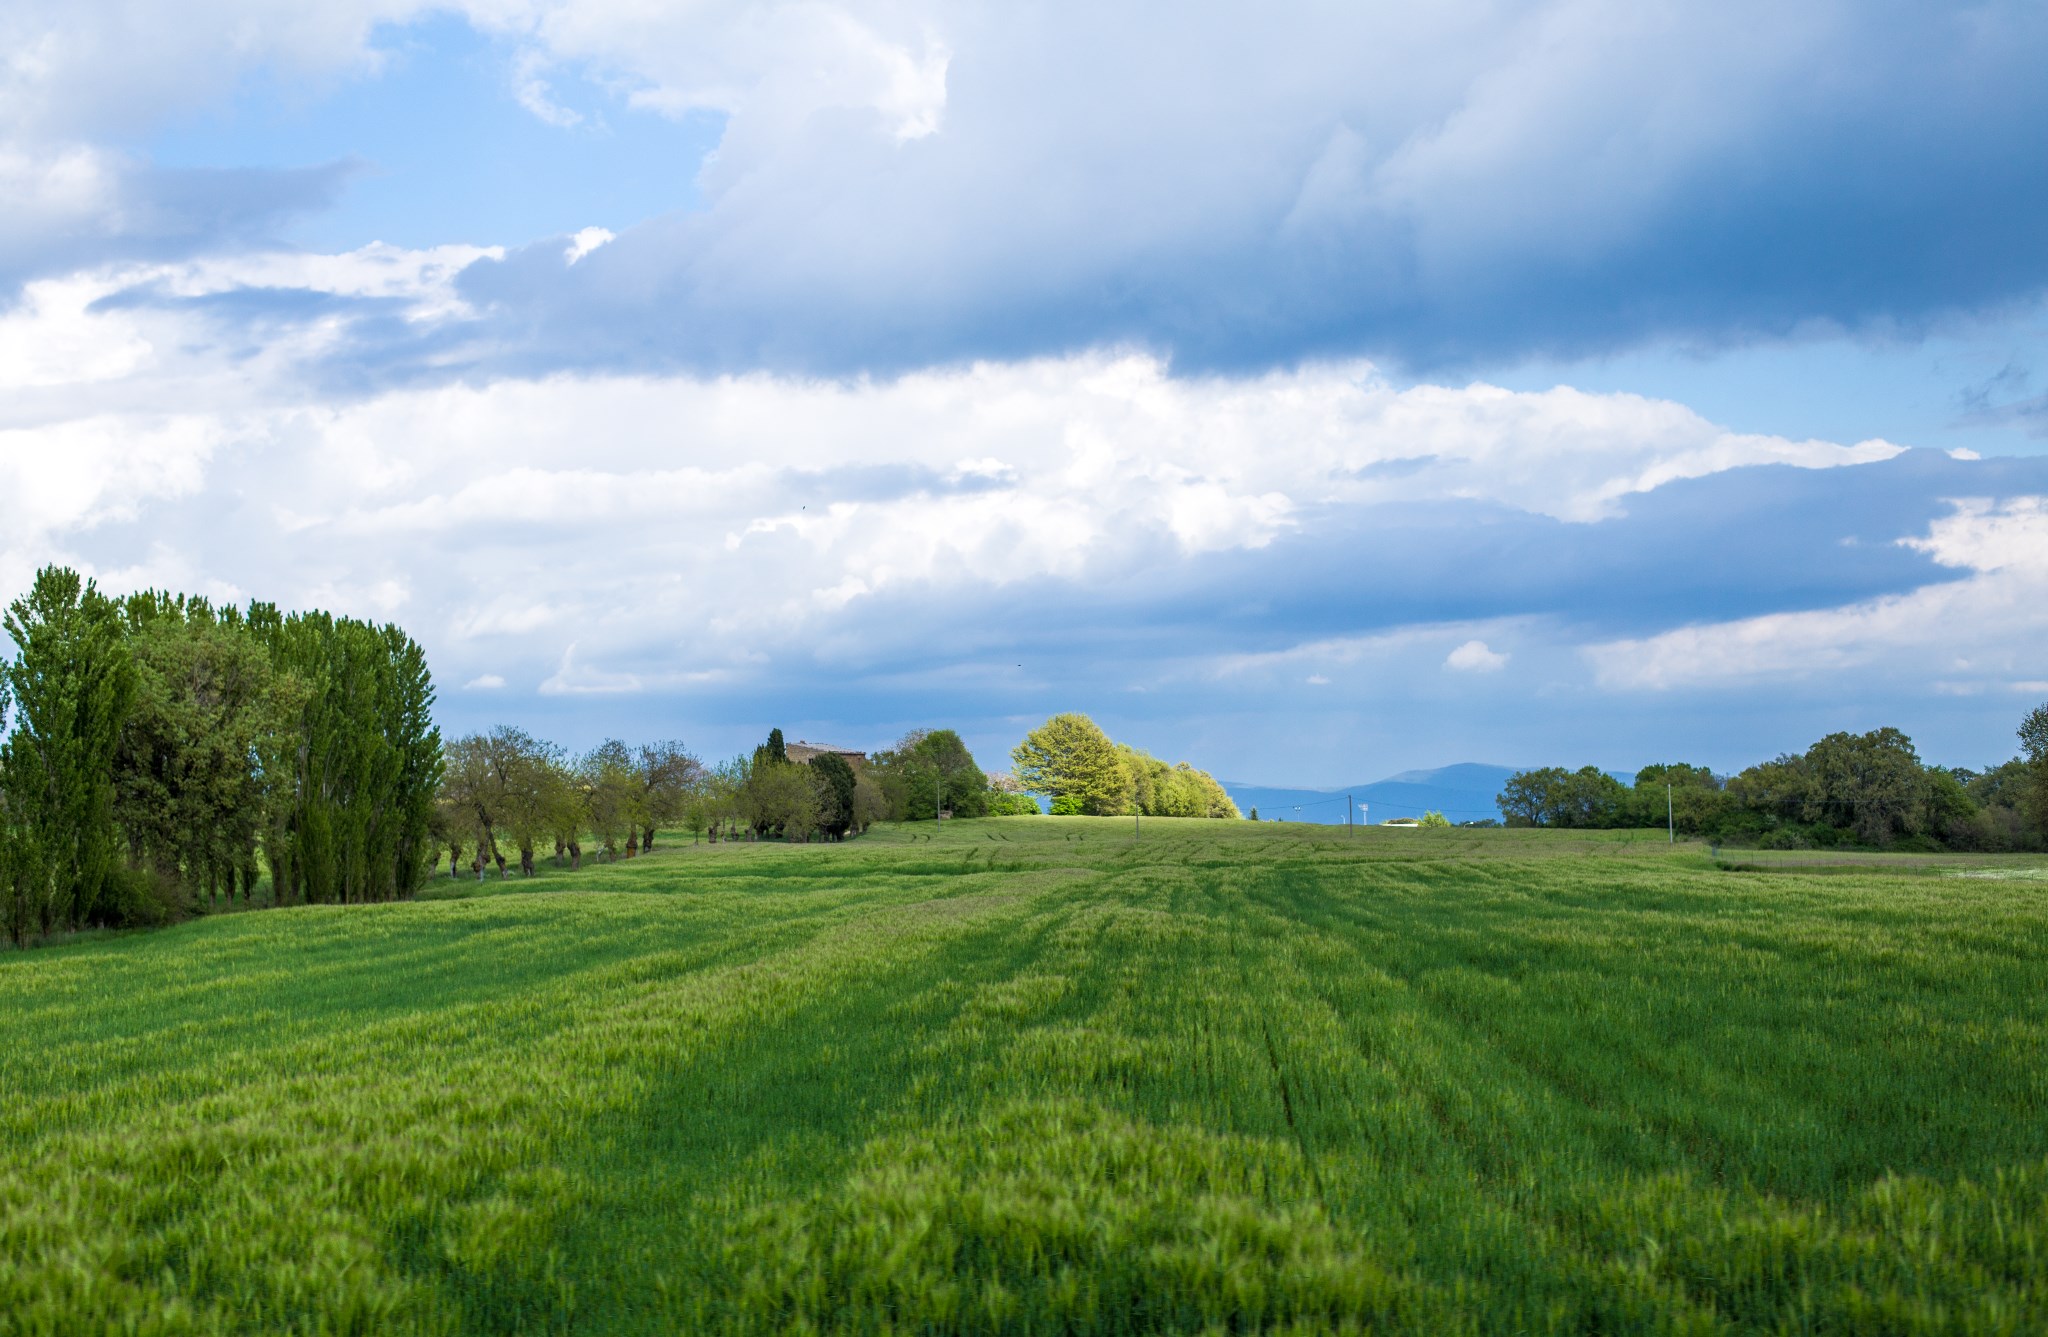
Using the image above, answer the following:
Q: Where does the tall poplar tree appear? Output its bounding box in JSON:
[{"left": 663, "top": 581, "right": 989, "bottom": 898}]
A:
[{"left": 2, "top": 567, "right": 136, "bottom": 933}]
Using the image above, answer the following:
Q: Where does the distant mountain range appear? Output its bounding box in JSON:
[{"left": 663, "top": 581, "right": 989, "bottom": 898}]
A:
[{"left": 1221, "top": 763, "right": 1521, "bottom": 825}]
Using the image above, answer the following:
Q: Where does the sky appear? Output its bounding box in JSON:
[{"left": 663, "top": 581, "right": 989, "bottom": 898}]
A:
[{"left": 2, "top": 0, "right": 2046, "bottom": 787}]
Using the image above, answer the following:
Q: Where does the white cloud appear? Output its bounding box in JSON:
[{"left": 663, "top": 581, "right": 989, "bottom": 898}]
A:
[
  {"left": 1445, "top": 640, "right": 1508, "bottom": 673},
  {"left": 0, "top": 240, "right": 1932, "bottom": 704},
  {"left": 564, "top": 226, "right": 614, "bottom": 264},
  {"left": 1305, "top": 674, "right": 1330, "bottom": 685},
  {"left": 1586, "top": 498, "right": 2048, "bottom": 693},
  {"left": 464, "top": 674, "right": 508, "bottom": 689}
]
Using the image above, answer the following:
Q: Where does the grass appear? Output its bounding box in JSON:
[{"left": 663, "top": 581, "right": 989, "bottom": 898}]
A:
[{"left": 1, "top": 818, "right": 2045, "bottom": 1333}]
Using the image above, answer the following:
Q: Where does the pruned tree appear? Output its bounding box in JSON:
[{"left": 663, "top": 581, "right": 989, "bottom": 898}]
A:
[
  {"left": 580, "top": 740, "right": 640, "bottom": 861},
  {"left": 636, "top": 740, "right": 703, "bottom": 852}
]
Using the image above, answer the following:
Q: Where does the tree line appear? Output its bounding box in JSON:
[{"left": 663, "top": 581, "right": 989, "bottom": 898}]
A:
[
  {"left": 0, "top": 568, "right": 440, "bottom": 945},
  {"left": 1010, "top": 713, "right": 1241, "bottom": 818},
  {"left": 1498, "top": 712, "right": 2048, "bottom": 851},
  {"left": 0, "top": 569, "right": 1242, "bottom": 948},
  {"left": 434, "top": 724, "right": 1052, "bottom": 878}
]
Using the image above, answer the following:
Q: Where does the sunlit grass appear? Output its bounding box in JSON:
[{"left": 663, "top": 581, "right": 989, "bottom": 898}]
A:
[{"left": 2, "top": 818, "right": 2044, "bottom": 1333}]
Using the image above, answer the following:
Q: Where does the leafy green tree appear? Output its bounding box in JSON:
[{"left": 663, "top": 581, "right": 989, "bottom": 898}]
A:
[
  {"left": 637, "top": 741, "right": 703, "bottom": 851},
  {"left": 0, "top": 669, "right": 32, "bottom": 946},
  {"left": 2, "top": 567, "right": 137, "bottom": 935},
  {"left": 874, "top": 729, "right": 989, "bottom": 820},
  {"left": 1802, "top": 728, "right": 1929, "bottom": 846},
  {"left": 850, "top": 771, "right": 887, "bottom": 832},
  {"left": 1012, "top": 714, "right": 1128, "bottom": 816},
  {"left": 1420, "top": 810, "right": 1452, "bottom": 829},
  {"left": 112, "top": 596, "right": 283, "bottom": 907},
  {"left": 1629, "top": 763, "right": 1732, "bottom": 835},
  {"left": 580, "top": 740, "right": 640, "bottom": 860},
  {"left": 2021, "top": 703, "right": 2048, "bottom": 842},
  {"left": 808, "top": 752, "right": 858, "bottom": 838},
  {"left": 1116, "top": 746, "right": 1239, "bottom": 819},
  {"left": 250, "top": 608, "right": 440, "bottom": 904},
  {"left": 442, "top": 733, "right": 506, "bottom": 879},
  {"left": 1496, "top": 766, "right": 1626, "bottom": 828},
  {"left": 742, "top": 757, "right": 817, "bottom": 840}
]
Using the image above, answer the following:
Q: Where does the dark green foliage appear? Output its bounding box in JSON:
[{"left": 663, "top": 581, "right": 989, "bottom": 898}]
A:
[
  {"left": 872, "top": 728, "right": 990, "bottom": 820},
  {"left": 807, "top": 752, "right": 858, "bottom": 837},
  {"left": 1505, "top": 717, "right": 2048, "bottom": 851},
  {"left": 1, "top": 567, "right": 137, "bottom": 935},
  {"left": 112, "top": 594, "right": 282, "bottom": 908},
  {"left": 0, "top": 568, "right": 442, "bottom": 943},
  {"left": 252, "top": 609, "right": 442, "bottom": 905},
  {"left": 1498, "top": 764, "right": 1629, "bottom": 827}
]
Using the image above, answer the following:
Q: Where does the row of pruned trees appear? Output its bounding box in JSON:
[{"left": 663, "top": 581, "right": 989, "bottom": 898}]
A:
[
  {"left": 0, "top": 568, "right": 441, "bottom": 944},
  {"left": 1498, "top": 713, "right": 2048, "bottom": 850},
  {"left": 436, "top": 730, "right": 702, "bottom": 877}
]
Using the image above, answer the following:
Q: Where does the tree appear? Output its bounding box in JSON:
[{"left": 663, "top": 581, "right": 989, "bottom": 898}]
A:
[
  {"left": 1116, "top": 746, "right": 1239, "bottom": 819},
  {"left": 850, "top": 771, "right": 887, "bottom": 832},
  {"left": 1012, "top": 714, "right": 1128, "bottom": 816},
  {"left": 1420, "top": 810, "right": 1452, "bottom": 829},
  {"left": 1626, "top": 763, "right": 1731, "bottom": 835},
  {"left": 637, "top": 740, "right": 703, "bottom": 851},
  {"left": 250, "top": 608, "right": 440, "bottom": 905},
  {"left": 112, "top": 597, "right": 283, "bottom": 907},
  {"left": 580, "top": 741, "right": 640, "bottom": 860},
  {"left": 872, "top": 729, "right": 990, "bottom": 821},
  {"left": 1802, "top": 728, "right": 1929, "bottom": 846},
  {"left": 2, "top": 567, "right": 137, "bottom": 935},
  {"left": 0, "top": 668, "right": 32, "bottom": 946},
  {"left": 808, "top": 752, "right": 858, "bottom": 838},
  {"left": 1496, "top": 766, "right": 1625, "bottom": 828},
  {"left": 742, "top": 758, "right": 817, "bottom": 841},
  {"left": 2021, "top": 703, "right": 2048, "bottom": 842}
]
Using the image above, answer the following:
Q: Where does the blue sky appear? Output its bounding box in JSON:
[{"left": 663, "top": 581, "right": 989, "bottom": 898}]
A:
[{"left": 2, "top": 1, "right": 2046, "bottom": 786}]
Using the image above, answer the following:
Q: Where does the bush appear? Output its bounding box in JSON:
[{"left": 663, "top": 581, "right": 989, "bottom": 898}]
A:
[{"left": 108, "top": 864, "right": 187, "bottom": 928}]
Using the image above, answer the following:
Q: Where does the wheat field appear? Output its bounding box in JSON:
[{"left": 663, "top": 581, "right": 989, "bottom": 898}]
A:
[{"left": 2, "top": 819, "right": 2044, "bottom": 1333}]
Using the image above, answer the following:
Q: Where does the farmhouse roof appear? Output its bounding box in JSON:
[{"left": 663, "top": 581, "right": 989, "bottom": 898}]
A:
[{"left": 787, "top": 740, "right": 869, "bottom": 766}]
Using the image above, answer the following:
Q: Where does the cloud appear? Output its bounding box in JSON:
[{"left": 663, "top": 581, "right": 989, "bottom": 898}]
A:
[
  {"left": 4, "top": 3, "right": 2045, "bottom": 374},
  {"left": 444, "top": 1, "right": 2048, "bottom": 375},
  {"left": 6, "top": 238, "right": 2046, "bottom": 776},
  {"left": 464, "top": 673, "right": 507, "bottom": 689},
  {"left": 1445, "top": 640, "right": 1507, "bottom": 673},
  {"left": 1586, "top": 498, "right": 2048, "bottom": 694}
]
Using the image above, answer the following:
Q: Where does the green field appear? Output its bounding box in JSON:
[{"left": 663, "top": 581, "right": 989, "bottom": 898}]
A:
[{"left": 2, "top": 819, "right": 2045, "bottom": 1334}]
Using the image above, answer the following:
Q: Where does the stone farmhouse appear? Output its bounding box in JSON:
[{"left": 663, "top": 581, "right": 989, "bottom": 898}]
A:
[{"left": 786, "top": 740, "right": 869, "bottom": 768}]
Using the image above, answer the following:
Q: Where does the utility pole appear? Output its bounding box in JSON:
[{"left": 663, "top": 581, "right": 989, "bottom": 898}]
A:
[
  {"left": 1667, "top": 783, "right": 1675, "bottom": 845},
  {"left": 938, "top": 770, "right": 945, "bottom": 825},
  {"left": 1348, "top": 794, "right": 1354, "bottom": 833}
]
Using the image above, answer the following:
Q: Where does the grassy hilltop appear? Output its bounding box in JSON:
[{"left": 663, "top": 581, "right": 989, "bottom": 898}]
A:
[{"left": 2, "top": 820, "right": 2045, "bottom": 1333}]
